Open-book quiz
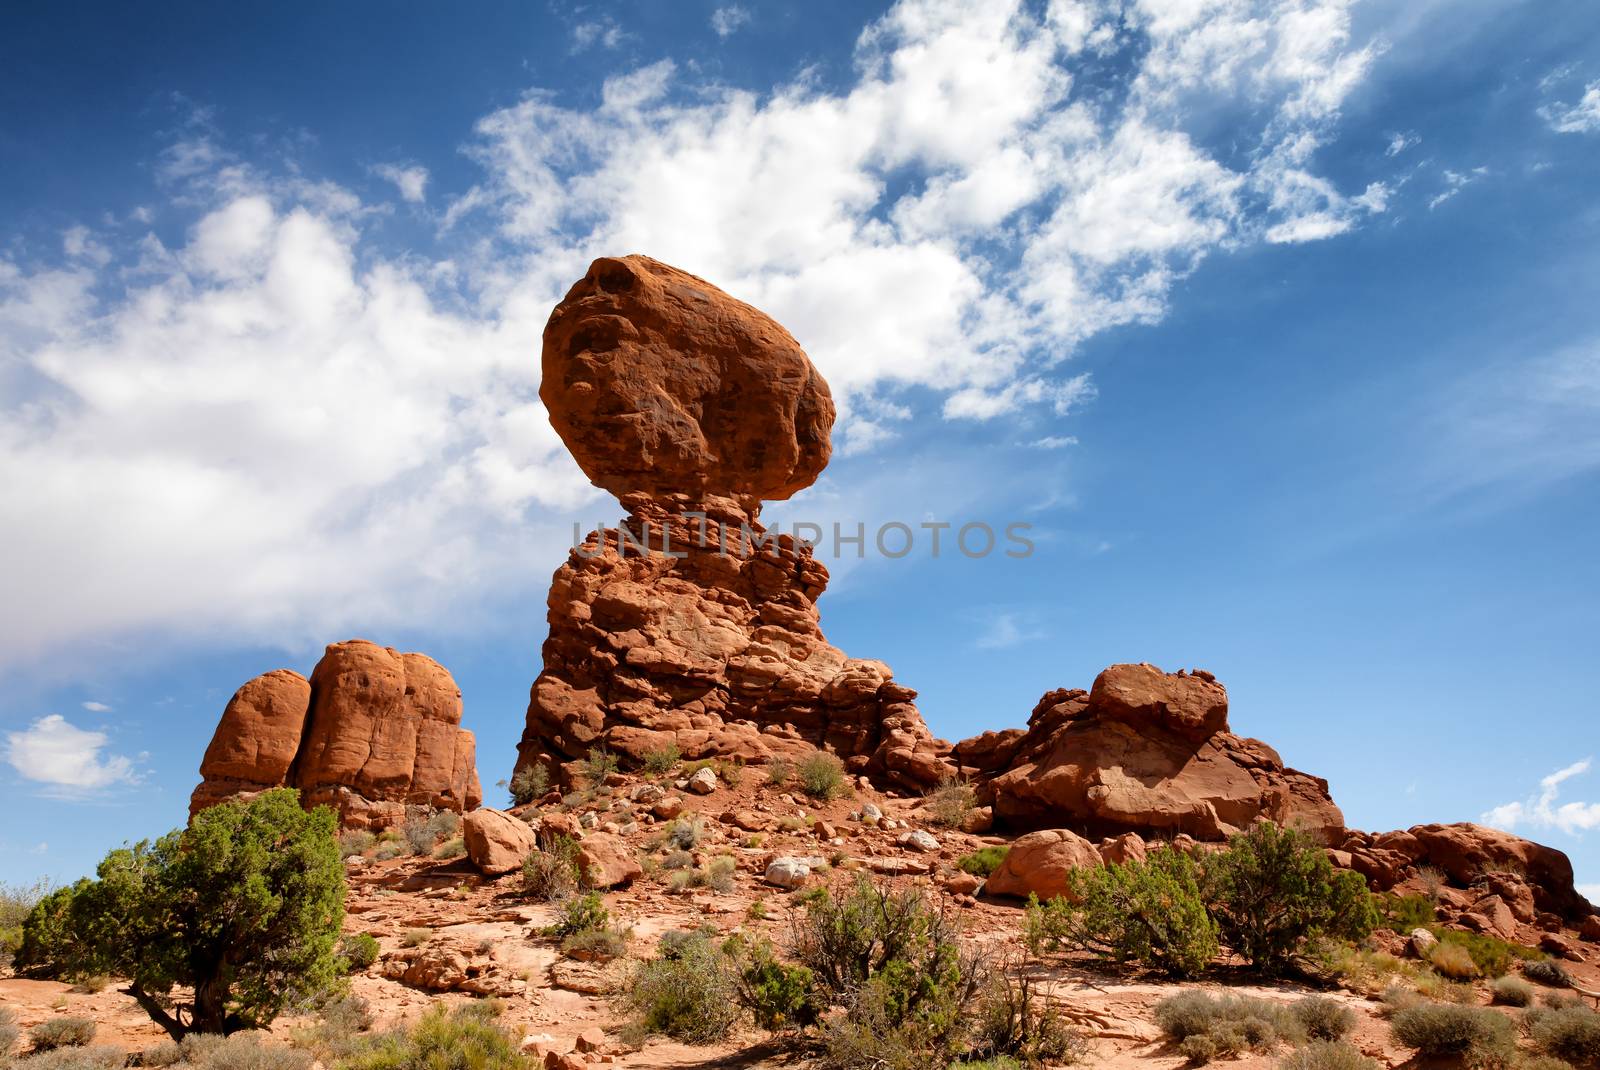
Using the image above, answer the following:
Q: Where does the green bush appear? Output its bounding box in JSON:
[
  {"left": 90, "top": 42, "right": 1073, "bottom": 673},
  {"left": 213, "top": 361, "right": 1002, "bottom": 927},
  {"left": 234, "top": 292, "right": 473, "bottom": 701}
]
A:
[
  {"left": 1279, "top": 1041, "right": 1381, "bottom": 1070},
  {"left": 336, "top": 1003, "right": 525, "bottom": 1070},
  {"left": 623, "top": 931, "right": 739, "bottom": 1043},
  {"left": 560, "top": 927, "right": 627, "bottom": 961},
  {"left": 797, "top": 752, "right": 847, "bottom": 801},
  {"left": 957, "top": 847, "right": 1008, "bottom": 878},
  {"left": 338, "top": 831, "right": 375, "bottom": 859},
  {"left": 1389, "top": 1004, "right": 1516, "bottom": 1068},
  {"left": 1490, "top": 975, "right": 1534, "bottom": 1007},
  {"left": 766, "top": 759, "right": 792, "bottom": 788},
  {"left": 1202, "top": 822, "right": 1379, "bottom": 975},
  {"left": 581, "top": 747, "right": 619, "bottom": 787},
  {"left": 508, "top": 763, "right": 549, "bottom": 807},
  {"left": 521, "top": 835, "right": 580, "bottom": 902},
  {"left": 29, "top": 1019, "right": 97, "bottom": 1052},
  {"left": 1290, "top": 996, "right": 1356, "bottom": 1041},
  {"left": 18, "top": 788, "right": 344, "bottom": 1039},
  {"left": 1532, "top": 1005, "right": 1600, "bottom": 1065},
  {"left": 339, "top": 932, "right": 381, "bottom": 971},
  {"left": 1025, "top": 848, "right": 1218, "bottom": 978},
  {"left": 642, "top": 745, "right": 681, "bottom": 776},
  {"left": 968, "top": 959, "right": 1084, "bottom": 1067},
  {"left": 1377, "top": 893, "right": 1435, "bottom": 931},
  {"left": 1154, "top": 991, "right": 1299, "bottom": 1058},
  {"left": 433, "top": 836, "right": 466, "bottom": 860},
  {"left": 730, "top": 938, "right": 819, "bottom": 1031},
  {"left": 1430, "top": 941, "right": 1482, "bottom": 980},
  {"left": 543, "top": 892, "right": 609, "bottom": 939},
  {"left": 1, "top": 879, "right": 51, "bottom": 970},
  {"left": 1426, "top": 927, "right": 1541, "bottom": 979}
]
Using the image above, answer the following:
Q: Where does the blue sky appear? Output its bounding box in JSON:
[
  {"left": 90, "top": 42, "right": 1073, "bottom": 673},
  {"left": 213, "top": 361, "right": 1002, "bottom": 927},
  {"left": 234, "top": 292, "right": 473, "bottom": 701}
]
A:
[{"left": 2, "top": 0, "right": 1598, "bottom": 896}]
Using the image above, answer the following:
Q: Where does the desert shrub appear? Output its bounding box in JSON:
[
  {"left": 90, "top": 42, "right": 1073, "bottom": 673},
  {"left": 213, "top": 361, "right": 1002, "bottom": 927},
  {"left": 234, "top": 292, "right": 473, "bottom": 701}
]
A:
[
  {"left": 1155, "top": 991, "right": 1300, "bottom": 1057},
  {"left": 15, "top": 1047, "right": 126, "bottom": 1070},
  {"left": 793, "top": 877, "right": 982, "bottom": 1066},
  {"left": 925, "top": 777, "right": 974, "bottom": 829},
  {"left": 339, "top": 932, "right": 381, "bottom": 971},
  {"left": 727, "top": 936, "right": 819, "bottom": 1031},
  {"left": 797, "top": 752, "right": 847, "bottom": 801},
  {"left": 1426, "top": 928, "right": 1540, "bottom": 979},
  {"left": 141, "top": 1040, "right": 183, "bottom": 1067},
  {"left": 1532, "top": 1005, "right": 1600, "bottom": 1065},
  {"left": 70, "top": 976, "right": 109, "bottom": 994},
  {"left": 1202, "top": 822, "right": 1379, "bottom": 975},
  {"left": 1, "top": 1007, "right": 19, "bottom": 1062},
  {"left": 2, "top": 879, "right": 53, "bottom": 969},
  {"left": 400, "top": 928, "right": 430, "bottom": 948},
  {"left": 338, "top": 831, "right": 375, "bottom": 859},
  {"left": 1430, "top": 940, "right": 1482, "bottom": 979},
  {"left": 1389, "top": 1004, "right": 1516, "bottom": 1068},
  {"left": 662, "top": 849, "right": 694, "bottom": 870},
  {"left": 1291, "top": 997, "right": 1357, "bottom": 1041},
  {"left": 958, "top": 847, "right": 1008, "bottom": 878},
  {"left": 714, "top": 757, "right": 745, "bottom": 787},
  {"left": 968, "top": 958, "right": 1085, "bottom": 1066},
  {"left": 642, "top": 744, "right": 681, "bottom": 776},
  {"left": 1491, "top": 975, "right": 1534, "bottom": 1007},
  {"left": 184, "top": 1032, "right": 314, "bottom": 1070},
  {"left": 433, "top": 836, "right": 466, "bottom": 860},
  {"left": 1526, "top": 958, "right": 1574, "bottom": 987},
  {"left": 561, "top": 927, "right": 627, "bottom": 961},
  {"left": 1377, "top": 893, "right": 1436, "bottom": 931},
  {"left": 1415, "top": 971, "right": 1479, "bottom": 1004},
  {"left": 961, "top": 1060, "right": 1025, "bottom": 1070},
  {"left": 521, "top": 836, "right": 580, "bottom": 902},
  {"left": 581, "top": 747, "right": 619, "bottom": 787},
  {"left": 1025, "top": 848, "right": 1218, "bottom": 978},
  {"left": 373, "top": 842, "right": 406, "bottom": 862},
  {"left": 508, "top": 764, "right": 549, "bottom": 807},
  {"left": 336, "top": 1002, "right": 524, "bottom": 1070},
  {"left": 766, "top": 759, "right": 793, "bottom": 788},
  {"left": 543, "top": 892, "right": 609, "bottom": 939},
  {"left": 29, "top": 1019, "right": 97, "bottom": 1052},
  {"left": 1279, "top": 1041, "right": 1381, "bottom": 1070},
  {"left": 665, "top": 815, "right": 705, "bottom": 850},
  {"left": 671, "top": 855, "right": 738, "bottom": 895},
  {"left": 622, "top": 931, "right": 739, "bottom": 1043},
  {"left": 17, "top": 789, "right": 343, "bottom": 1040},
  {"left": 292, "top": 995, "right": 375, "bottom": 1061}
]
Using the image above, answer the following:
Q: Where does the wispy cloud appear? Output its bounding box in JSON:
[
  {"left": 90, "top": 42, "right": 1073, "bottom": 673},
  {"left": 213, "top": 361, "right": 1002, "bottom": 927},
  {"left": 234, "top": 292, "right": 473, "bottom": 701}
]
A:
[
  {"left": 1483, "top": 758, "right": 1600, "bottom": 835},
  {"left": 81, "top": 700, "right": 111, "bottom": 712},
  {"left": 571, "top": 17, "right": 623, "bottom": 52},
  {"left": 5, "top": 715, "right": 138, "bottom": 793},
  {"left": 1029, "top": 435, "right": 1078, "bottom": 450},
  {"left": 710, "top": 5, "right": 750, "bottom": 38},
  {"left": 1386, "top": 131, "right": 1419, "bottom": 156},
  {"left": 1428, "top": 166, "right": 1487, "bottom": 210},
  {"left": 373, "top": 162, "right": 429, "bottom": 204},
  {"left": 1540, "top": 79, "right": 1600, "bottom": 135},
  {"left": 974, "top": 610, "right": 1045, "bottom": 650}
]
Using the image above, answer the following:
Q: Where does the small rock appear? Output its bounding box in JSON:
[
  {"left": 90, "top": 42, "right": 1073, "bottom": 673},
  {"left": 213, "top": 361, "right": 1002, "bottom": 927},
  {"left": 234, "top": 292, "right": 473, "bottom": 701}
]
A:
[
  {"left": 579, "top": 811, "right": 600, "bottom": 829},
  {"left": 1409, "top": 927, "right": 1439, "bottom": 958},
  {"left": 765, "top": 857, "right": 812, "bottom": 889},
  {"left": 815, "top": 820, "right": 837, "bottom": 839},
  {"left": 687, "top": 768, "right": 719, "bottom": 795},
  {"left": 960, "top": 807, "right": 993, "bottom": 834},
  {"left": 860, "top": 803, "right": 883, "bottom": 822},
  {"left": 576, "top": 1028, "right": 607, "bottom": 1053},
  {"left": 1541, "top": 932, "right": 1582, "bottom": 960},
  {"left": 652, "top": 796, "right": 684, "bottom": 820},
  {"left": 632, "top": 784, "right": 665, "bottom": 804},
  {"left": 898, "top": 830, "right": 940, "bottom": 853},
  {"left": 945, "top": 873, "right": 981, "bottom": 896}
]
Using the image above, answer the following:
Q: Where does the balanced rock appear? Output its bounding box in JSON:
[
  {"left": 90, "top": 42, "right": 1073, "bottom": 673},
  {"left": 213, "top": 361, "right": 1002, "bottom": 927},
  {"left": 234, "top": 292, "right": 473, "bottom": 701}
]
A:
[
  {"left": 515, "top": 256, "right": 951, "bottom": 791},
  {"left": 190, "top": 639, "right": 483, "bottom": 828},
  {"left": 955, "top": 663, "right": 1344, "bottom": 844}
]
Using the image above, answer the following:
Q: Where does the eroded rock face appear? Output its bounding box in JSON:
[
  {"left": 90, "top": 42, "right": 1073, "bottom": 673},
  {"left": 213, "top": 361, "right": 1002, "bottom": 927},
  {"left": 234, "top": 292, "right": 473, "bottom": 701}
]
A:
[
  {"left": 190, "top": 639, "right": 483, "bottom": 828},
  {"left": 541, "top": 255, "right": 834, "bottom": 504},
  {"left": 515, "top": 257, "right": 950, "bottom": 791},
  {"left": 956, "top": 663, "right": 1345, "bottom": 844}
]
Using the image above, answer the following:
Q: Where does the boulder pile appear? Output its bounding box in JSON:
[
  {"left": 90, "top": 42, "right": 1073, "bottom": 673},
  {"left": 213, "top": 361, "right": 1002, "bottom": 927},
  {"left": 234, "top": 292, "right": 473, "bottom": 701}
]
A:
[
  {"left": 190, "top": 639, "right": 482, "bottom": 828},
  {"left": 514, "top": 255, "right": 951, "bottom": 791}
]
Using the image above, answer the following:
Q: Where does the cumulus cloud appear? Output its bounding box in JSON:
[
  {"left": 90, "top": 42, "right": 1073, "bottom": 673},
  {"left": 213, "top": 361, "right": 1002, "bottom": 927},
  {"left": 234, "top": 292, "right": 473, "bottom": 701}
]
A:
[
  {"left": 5, "top": 715, "right": 138, "bottom": 792},
  {"left": 0, "top": 0, "right": 1395, "bottom": 666},
  {"left": 1483, "top": 758, "right": 1600, "bottom": 836},
  {"left": 373, "top": 162, "right": 429, "bottom": 203},
  {"left": 1541, "top": 79, "right": 1600, "bottom": 134}
]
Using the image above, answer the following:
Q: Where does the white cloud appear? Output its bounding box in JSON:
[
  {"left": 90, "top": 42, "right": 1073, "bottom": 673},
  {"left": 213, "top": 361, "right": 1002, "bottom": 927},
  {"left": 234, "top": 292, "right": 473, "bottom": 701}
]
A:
[
  {"left": 5, "top": 715, "right": 137, "bottom": 792},
  {"left": 0, "top": 0, "right": 1394, "bottom": 666},
  {"left": 710, "top": 5, "right": 750, "bottom": 38},
  {"left": 1483, "top": 758, "right": 1600, "bottom": 836},
  {"left": 571, "top": 17, "right": 623, "bottom": 52},
  {"left": 1428, "top": 166, "right": 1487, "bottom": 210},
  {"left": 1386, "top": 131, "right": 1419, "bottom": 156},
  {"left": 80, "top": 701, "right": 111, "bottom": 712},
  {"left": 974, "top": 610, "right": 1045, "bottom": 650},
  {"left": 1030, "top": 435, "right": 1078, "bottom": 449},
  {"left": 1541, "top": 79, "right": 1600, "bottom": 135},
  {"left": 373, "top": 162, "right": 429, "bottom": 204}
]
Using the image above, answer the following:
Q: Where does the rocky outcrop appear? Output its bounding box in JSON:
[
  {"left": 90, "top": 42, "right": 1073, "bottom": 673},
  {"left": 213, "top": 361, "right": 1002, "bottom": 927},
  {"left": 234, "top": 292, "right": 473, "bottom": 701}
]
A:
[
  {"left": 955, "top": 663, "right": 1345, "bottom": 844},
  {"left": 190, "top": 639, "right": 483, "bottom": 828},
  {"left": 515, "top": 256, "right": 951, "bottom": 791}
]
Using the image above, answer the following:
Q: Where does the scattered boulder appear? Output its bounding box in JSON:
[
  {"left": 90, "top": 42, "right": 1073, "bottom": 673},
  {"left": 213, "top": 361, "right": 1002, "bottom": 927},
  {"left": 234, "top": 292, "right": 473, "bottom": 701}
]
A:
[
  {"left": 898, "top": 830, "right": 940, "bottom": 853},
  {"left": 1408, "top": 928, "right": 1439, "bottom": 958},
  {"left": 512, "top": 256, "right": 952, "bottom": 795},
  {"left": 576, "top": 833, "right": 643, "bottom": 889},
  {"left": 463, "top": 808, "right": 539, "bottom": 876},
  {"left": 765, "top": 857, "right": 812, "bottom": 889},
  {"left": 955, "top": 664, "right": 1344, "bottom": 845},
  {"left": 687, "top": 767, "right": 719, "bottom": 795},
  {"left": 190, "top": 639, "right": 482, "bottom": 828},
  {"left": 985, "top": 829, "right": 1101, "bottom": 901}
]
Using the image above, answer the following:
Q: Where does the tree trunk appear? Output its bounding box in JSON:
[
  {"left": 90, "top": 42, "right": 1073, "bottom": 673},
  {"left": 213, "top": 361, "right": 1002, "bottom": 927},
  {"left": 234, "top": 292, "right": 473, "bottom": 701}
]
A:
[{"left": 126, "top": 984, "right": 186, "bottom": 1043}]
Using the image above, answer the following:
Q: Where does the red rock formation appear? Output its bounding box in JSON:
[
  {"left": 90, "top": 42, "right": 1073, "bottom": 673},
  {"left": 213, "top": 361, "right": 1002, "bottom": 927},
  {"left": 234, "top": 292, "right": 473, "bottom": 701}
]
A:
[
  {"left": 515, "top": 255, "right": 950, "bottom": 790},
  {"left": 190, "top": 639, "right": 483, "bottom": 828},
  {"left": 955, "top": 663, "right": 1345, "bottom": 844}
]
